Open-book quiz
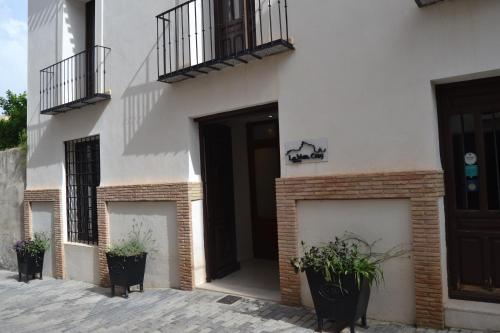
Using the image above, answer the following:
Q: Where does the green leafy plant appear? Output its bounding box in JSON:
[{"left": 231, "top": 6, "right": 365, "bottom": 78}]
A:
[
  {"left": 106, "top": 222, "right": 157, "bottom": 257},
  {"left": 13, "top": 233, "right": 50, "bottom": 256},
  {"left": 291, "top": 232, "right": 408, "bottom": 290},
  {"left": 0, "top": 90, "right": 27, "bottom": 151}
]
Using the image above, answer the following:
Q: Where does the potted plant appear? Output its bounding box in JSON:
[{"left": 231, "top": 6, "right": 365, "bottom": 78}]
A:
[
  {"left": 13, "top": 233, "right": 50, "bottom": 283},
  {"left": 106, "top": 223, "right": 156, "bottom": 298},
  {"left": 291, "top": 233, "right": 407, "bottom": 333}
]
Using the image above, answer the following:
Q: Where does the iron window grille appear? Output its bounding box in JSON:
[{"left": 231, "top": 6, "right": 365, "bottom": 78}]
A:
[{"left": 65, "top": 135, "right": 100, "bottom": 245}]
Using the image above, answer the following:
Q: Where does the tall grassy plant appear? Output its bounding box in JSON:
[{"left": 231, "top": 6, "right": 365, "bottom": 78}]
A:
[{"left": 107, "top": 222, "right": 157, "bottom": 257}]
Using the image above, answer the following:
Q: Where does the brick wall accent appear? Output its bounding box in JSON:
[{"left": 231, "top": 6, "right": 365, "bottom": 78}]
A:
[
  {"left": 23, "top": 189, "right": 64, "bottom": 279},
  {"left": 275, "top": 170, "right": 445, "bottom": 329},
  {"left": 96, "top": 182, "right": 203, "bottom": 291}
]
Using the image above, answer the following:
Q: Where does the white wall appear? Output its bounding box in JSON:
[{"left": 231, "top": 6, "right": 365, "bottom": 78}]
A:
[
  {"left": 297, "top": 199, "right": 414, "bottom": 324},
  {"left": 64, "top": 242, "right": 100, "bottom": 284},
  {"left": 31, "top": 202, "right": 55, "bottom": 278},
  {"left": 192, "top": 200, "right": 206, "bottom": 286},
  {"left": 28, "top": 0, "right": 500, "bottom": 189},
  {"left": 108, "top": 202, "right": 179, "bottom": 288},
  {"left": 62, "top": 0, "right": 86, "bottom": 59},
  {"left": 26, "top": 0, "right": 500, "bottom": 321}
]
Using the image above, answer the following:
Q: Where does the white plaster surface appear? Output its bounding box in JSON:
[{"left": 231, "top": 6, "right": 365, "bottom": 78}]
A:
[
  {"left": 108, "top": 202, "right": 179, "bottom": 289},
  {"left": 192, "top": 200, "right": 206, "bottom": 286},
  {"left": 64, "top": 242, "right": 100, "bottom": 284},
  {"left": 297, "top": 199, "right": 414, "bottom": 324},
  {"left": 32, "top": 202, "right": 55, "bottom": 278}
]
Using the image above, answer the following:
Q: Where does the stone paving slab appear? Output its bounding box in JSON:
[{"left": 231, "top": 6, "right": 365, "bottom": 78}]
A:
[{"left": 0, "top": 270, "right": 486, "bottom": 333}]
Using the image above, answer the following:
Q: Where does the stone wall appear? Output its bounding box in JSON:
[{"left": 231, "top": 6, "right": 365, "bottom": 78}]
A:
[{"left": 0, "top": 148, "right": 25, "bottom": 270}]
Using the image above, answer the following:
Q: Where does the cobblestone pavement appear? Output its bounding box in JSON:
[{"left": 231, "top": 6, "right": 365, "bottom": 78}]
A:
[{"left": 0, "top": 270, "right": 486, "bottom": 333}]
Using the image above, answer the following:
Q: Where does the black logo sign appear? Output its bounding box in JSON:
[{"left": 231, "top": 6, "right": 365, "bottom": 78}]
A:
[{"left": 286, "top": 141, "right": 327, "bottom": 163}]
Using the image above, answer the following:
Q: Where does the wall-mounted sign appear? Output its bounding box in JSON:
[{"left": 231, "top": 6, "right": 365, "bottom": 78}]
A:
[
  {"left": 285, "top": 138, "right": 328, "bottom": 164},
  {"left": 465, "top": 165, "right": 478, "bottom": 178},
  {"left": 464, "top": 152, "right": 477, "bottom": 165}
]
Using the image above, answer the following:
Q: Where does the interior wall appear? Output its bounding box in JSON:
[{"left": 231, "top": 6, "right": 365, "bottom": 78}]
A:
[
  {"left": 32, "top": 202, "right": 55, "bottom": 278},
  {"left": 297, "top": 199, "right": 415, "bottom": 324},
  {"left": 108, "top": 202, "right": 179, "bottom": 288},
  {"left": 228, "top": 119, "right": 254, "bottom": 262}
]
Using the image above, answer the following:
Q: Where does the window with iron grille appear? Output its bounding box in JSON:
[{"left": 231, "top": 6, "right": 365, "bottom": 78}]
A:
[{"left": 65, "top": 135, "right": 100, "bottom": 244}]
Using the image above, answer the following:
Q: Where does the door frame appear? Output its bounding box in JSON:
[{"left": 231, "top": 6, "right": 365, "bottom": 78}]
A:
[
  {"left": 436, "top": 76, "right": 500, "bottom": 304},
  {"left": 246, "top": 119, "right": 280, "bottom": 260},
  {"left": 213, "top": 0, "right": 255, "bottom": 57},
  {"left": 196, "top": 103, "right": 279, "bottom": 282}
]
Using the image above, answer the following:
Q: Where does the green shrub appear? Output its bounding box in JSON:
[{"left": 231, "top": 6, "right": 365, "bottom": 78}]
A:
[
  {"left": 13, "top": 233, "right": 50, "bottom": 256},
  {"left": 291, "top": 232, "right": 408, "bottom": 290}
]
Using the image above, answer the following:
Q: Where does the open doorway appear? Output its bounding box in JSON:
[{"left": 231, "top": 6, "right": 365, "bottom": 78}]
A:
[{"left": 197, "top": 103, "right": 280, "bottom": 301}]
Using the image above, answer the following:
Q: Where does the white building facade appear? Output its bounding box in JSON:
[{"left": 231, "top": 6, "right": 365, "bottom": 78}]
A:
[{"left": 26, "top": 0, "right": 500, "bottom": 330}]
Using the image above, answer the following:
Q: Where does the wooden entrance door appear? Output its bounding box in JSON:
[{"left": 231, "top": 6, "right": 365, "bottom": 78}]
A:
[
  {"left": 247, "top": 120, "right": 280, "bottom": 260},
  {"left": 215, "top": 0, "right": 252, "bottom": 57},
  {"left": 201, "top": 123, "right": 240, "bottom": 280},
  {"left": 437, "top": 76, "right": 500, "bottom": 303}
]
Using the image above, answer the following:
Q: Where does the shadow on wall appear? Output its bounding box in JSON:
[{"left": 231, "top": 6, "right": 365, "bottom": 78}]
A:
[
  {"left": 28, "top": 0, "right": 60, "bottom": 32},
  {"left": 121, "top": 42, "right": 201, "bottom": 178},
  {"left": 28, "top": 103, "right": 106, "bottom": 169}
]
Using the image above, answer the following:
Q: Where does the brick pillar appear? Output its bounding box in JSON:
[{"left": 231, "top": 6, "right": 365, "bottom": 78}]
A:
[
  {"left": 276, "top": 195, "right": 300, "bottom": 306},
  {"left": 411, "top": 197, "right": 444, "bottom": 328},
  {"left": 23, "top": 189, "right": 64, "bottom": 279}
]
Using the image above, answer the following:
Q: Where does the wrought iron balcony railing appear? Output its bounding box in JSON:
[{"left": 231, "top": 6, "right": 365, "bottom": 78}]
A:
[
  {"left": 156, "top": 0, "right": 293, "bottom": 83},
  {"left": 40, "top": 46, "right": 111, "bottom": 115}
]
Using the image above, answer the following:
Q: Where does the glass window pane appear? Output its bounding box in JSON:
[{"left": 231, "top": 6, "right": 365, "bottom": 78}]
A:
[
  {"left": 451, "top": 114, "right": 479, "bottom": 210},
  {"left": 482, "top": 112, "right": 500, "bottom": 210}
]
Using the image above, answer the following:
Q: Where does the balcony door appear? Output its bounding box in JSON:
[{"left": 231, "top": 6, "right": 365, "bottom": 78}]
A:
[
  {"left": 215, "top": 0, "right": 253, "bottom": 57},
  {"left": 437, "top": 77, "right": 500, "bottom": 303},
  {"left": 85, "top": 0, "right": 95, "bottom": 97}
]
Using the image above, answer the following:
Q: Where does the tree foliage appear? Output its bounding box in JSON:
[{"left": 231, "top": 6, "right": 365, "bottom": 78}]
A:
[{"left": 0, "top": 90, "right": 27, "bottom": 151}]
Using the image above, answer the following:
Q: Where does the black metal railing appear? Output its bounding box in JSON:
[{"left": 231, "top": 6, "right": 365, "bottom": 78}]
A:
[
  {"left": 40, "top": 45, "right": 111, "bottom": 114},
  {"left": 156, "top": 0, "right": 293, "bottom": 83}
]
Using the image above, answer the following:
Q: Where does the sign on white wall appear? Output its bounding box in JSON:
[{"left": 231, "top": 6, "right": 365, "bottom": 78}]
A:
[{"left": 285, "top": 138, "right": 328, "bottom": 164}]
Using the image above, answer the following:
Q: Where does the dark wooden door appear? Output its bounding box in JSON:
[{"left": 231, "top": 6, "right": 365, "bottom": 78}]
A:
[
  {"left": 201, "top": 123, "right": 240, "bottom": 280},
  {"left": 247, "top": 120, "right": 280, "bottom": 260},
  {"left": 215, "top": 0, "right": 252, "bottom": 57},
  {"left": 437, "top": 76, "right": 500, "bottom": 303},
  {"left": 85, "top": 0, "right": 95, "bottom": 97}
]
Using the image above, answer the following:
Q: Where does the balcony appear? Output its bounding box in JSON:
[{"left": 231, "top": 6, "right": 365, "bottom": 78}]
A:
[
  {"left": 40, "top": 46, "right": 111, "bottom": 115},
  {"left": 156, "top": 0, "right": 293, "bottom": 84}
]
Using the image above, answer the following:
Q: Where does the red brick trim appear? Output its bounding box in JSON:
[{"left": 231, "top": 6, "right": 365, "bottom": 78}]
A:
[
  {"left": 276, "top": 170, "right": 445, "bottom": 328},
  {"left": 23, "top": 189, "right": 64, "bottom": 279},
  {"left": 96, "top": 182, "right": 203, "bottom": 291}
]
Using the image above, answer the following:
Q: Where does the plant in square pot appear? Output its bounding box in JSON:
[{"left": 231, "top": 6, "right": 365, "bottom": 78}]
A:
[
  {"left": 291, "top": 233, "right": 407, "bottom": 333},
  {"left": 14, "top": 233, "right": 50, "bottom": 283},
  {"left": 106, "top": 223, "right": 156, "bottom": 298}
]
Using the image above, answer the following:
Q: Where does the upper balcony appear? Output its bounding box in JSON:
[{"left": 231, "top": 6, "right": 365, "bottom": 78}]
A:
[
  {"left": 156, "top": 0, "right": 294, "bottom": 84},
  {"left": 40, "top": 46, "right": 111, "bottom": 115}
]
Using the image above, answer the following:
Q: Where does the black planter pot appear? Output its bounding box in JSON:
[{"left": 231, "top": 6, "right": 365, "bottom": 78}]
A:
[
  {"left": 16, "top": 251, "right": 45, "bottom": 283},
  {"left": 106, "top": 252, "right": 147, "bottom": 298},
  {"left": 305, "top": 268, "right": 371, "bottom": 333}
]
